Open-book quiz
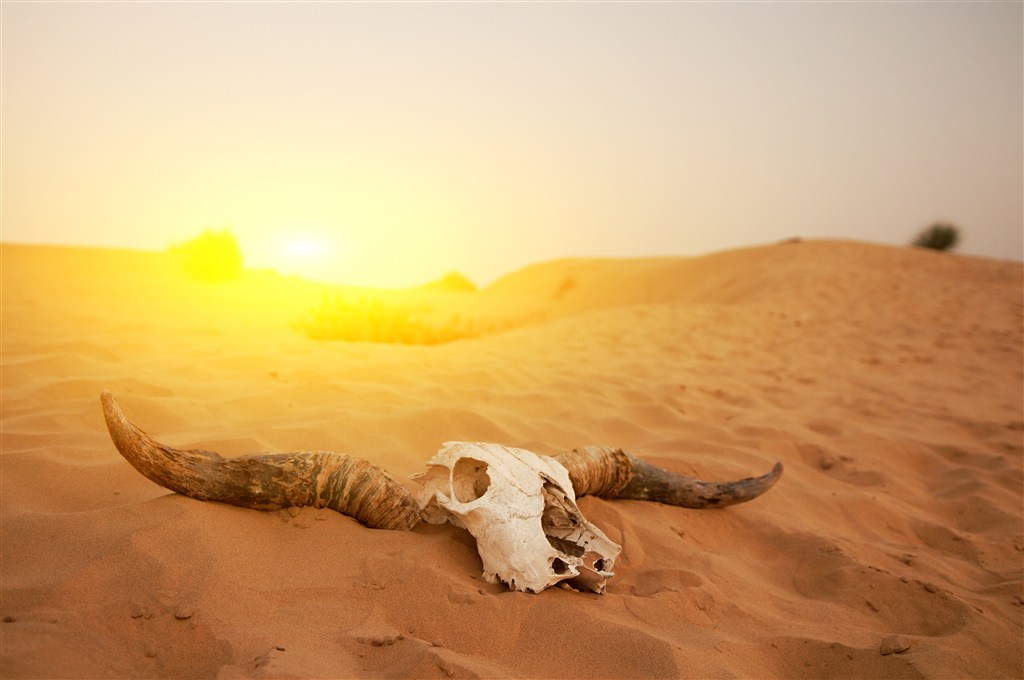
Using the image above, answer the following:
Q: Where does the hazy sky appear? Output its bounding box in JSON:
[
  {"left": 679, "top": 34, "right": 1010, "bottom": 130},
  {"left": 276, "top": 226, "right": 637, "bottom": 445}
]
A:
[{"left": 3, "top": 2, "right": 1021, "bottom": 287}]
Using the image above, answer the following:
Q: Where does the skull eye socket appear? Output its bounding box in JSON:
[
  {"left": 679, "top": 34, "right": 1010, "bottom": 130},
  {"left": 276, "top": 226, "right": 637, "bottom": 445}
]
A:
[{"left": 451, "top": 457, "right": 490, "bottom": 503}]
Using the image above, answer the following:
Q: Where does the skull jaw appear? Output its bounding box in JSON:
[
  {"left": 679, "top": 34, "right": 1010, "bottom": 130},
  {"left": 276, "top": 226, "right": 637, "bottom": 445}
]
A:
[
  {"left": 472, "top": 507, "right": 619, "bottom": 594},
  {"left": 413, "top": 442, "right": 621, "bottom": 594}
]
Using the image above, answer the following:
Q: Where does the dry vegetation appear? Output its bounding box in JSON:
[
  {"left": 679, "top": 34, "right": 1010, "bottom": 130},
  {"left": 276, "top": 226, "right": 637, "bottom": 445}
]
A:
[
  {"left": 293, "top": 291, "right": 518, "bottom": 344},
  {"left": 169, "top": 229, "right": 243, "bottom": 282}
]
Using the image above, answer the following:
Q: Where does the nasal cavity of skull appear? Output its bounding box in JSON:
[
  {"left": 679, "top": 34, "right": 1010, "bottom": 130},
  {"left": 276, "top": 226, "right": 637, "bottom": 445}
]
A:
[
  {"left": 451, "top": 458, "right": 490, "bottom": 503},
  {"left": 547, "top": 534, "right": 585, "bottom": 558},
  {"left": 551, "top": 557, "right": 570, "bottom": 575}
]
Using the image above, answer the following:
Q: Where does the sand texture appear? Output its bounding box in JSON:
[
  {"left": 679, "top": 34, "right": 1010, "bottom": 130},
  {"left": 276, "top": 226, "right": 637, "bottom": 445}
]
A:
[{"left": 1, "top": 240, "right": 1022, "bottom": 679}]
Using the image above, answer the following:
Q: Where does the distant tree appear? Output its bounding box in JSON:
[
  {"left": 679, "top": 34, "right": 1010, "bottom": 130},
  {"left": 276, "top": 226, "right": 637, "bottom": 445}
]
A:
[
  {"left": 170, "top": 229, "right": 243, "bottom": 281},
  {"left": 912, "top": 222, "right": 960, "bottom": 252}
]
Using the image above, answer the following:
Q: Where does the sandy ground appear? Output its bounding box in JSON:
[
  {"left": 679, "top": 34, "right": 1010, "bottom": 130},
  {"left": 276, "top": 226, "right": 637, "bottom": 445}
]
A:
[{"left": 1, "top": 239, "right": 1021, "bottom": 679}]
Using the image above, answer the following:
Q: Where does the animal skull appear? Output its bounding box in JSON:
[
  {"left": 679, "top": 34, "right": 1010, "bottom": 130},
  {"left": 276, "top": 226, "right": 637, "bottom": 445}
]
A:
[
  {"left": 99, "top": 392, "right": 784, "bottom": 595},
  {"left": 414, "top": 442, "right": 620, "bottom": 594}
]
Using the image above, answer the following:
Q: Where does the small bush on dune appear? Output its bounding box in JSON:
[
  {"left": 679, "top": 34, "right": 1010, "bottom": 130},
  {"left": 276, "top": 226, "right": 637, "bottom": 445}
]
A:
[
  {"left": 420, "top": 271, "right": 478, "bottom": 292},
  {"left": 170, "top": 229, "right": 243, "bottom": 281},
  {"left": 912, "top": 222, "right": 960, "bottom": 252}
]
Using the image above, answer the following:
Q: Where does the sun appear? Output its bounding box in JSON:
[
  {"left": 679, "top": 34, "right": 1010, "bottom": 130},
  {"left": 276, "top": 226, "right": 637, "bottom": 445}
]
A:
[
  {"left": 287, "top": 238, "right": 322, "bottom": 259},
  {"left": 268, "top": 232, "right": 340, "bottom": 281}
]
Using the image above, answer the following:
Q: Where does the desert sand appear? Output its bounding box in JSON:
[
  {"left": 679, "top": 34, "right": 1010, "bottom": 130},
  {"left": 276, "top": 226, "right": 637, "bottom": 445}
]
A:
[{"left": 1, "top": 239, "right": 1021, "bottom": 679}]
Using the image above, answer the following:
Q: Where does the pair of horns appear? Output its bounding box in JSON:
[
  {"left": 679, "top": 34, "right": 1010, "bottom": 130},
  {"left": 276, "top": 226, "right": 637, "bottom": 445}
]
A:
[{"left": 100, "top": 392, "right": 782, "bottom": 530}]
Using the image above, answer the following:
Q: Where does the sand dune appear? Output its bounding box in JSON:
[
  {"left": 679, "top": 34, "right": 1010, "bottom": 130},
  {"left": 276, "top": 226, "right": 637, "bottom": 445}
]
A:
[{"left": 1, "top": 240, "right": 1021, "bottom": 678}]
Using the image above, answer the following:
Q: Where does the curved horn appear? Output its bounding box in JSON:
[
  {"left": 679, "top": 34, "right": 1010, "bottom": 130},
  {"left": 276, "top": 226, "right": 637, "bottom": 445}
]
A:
[
  {"left": 556, "top": 446, "right": 782, "bottom": 508},
  {"left": 100, "top": 392, "right": 420, "bottom": 530}
]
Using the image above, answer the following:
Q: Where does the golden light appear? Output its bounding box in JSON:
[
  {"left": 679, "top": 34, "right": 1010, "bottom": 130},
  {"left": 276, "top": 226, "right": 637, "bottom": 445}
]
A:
[
  {"left": 287, "top": 238, "right": 321, "bottom": 259},
  {"left": 268, "top": 231, "right": 339, "bottom": 281}
]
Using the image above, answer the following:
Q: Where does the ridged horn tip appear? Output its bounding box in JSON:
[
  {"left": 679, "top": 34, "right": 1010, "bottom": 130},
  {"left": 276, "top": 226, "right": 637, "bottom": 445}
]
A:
[{"left": 100, "top": 392, "right": 420, "bottom": 530}]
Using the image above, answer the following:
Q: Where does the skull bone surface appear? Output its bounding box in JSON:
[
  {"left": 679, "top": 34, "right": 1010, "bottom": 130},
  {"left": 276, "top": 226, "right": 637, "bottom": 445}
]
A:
[{"left": 413, "top": 441, "right": 621, "bottom": 593}]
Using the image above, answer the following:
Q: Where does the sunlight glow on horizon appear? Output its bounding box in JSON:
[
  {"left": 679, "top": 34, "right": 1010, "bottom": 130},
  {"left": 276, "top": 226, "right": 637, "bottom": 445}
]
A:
[
  {"left": 2, "top": 2, "right": 1021, "bottom": 285},
  {"left": 275, "top": 234, "right": 334, "bottom": 281},
  {"left": 252, "top": 230, "right": 342, "bottom": 285},
  {"left": 287, "top": 238, "right": 320, "bottom": 259},
  {"left": 242, "top": 224, "right": 468, "bottom": 289}
]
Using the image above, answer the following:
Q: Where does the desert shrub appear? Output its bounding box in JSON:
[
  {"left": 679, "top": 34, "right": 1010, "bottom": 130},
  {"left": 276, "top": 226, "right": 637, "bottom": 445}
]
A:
[
  {"left": 553, "top": 276, "right": 577, "bottom": 299},
  {"left": 294, "top": 292, "right": 498, "bottom": 344},
  {"left": 170, "top": 229, "right": 243, "bottom": 281},
  {"left": 421, "top": 271, "right": 478, "bottom": 292},
  {"left": 912, "top": 222, "right": 960, "bottom": 252}
]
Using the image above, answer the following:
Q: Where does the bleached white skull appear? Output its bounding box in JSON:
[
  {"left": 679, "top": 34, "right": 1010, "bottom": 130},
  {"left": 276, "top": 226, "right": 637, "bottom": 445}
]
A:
[
  {"left": 102, "top": 393, "right": 784, "bottom": 595},
  {"left": 413, "top": 441, "right": 621, "bottom": 593}
]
